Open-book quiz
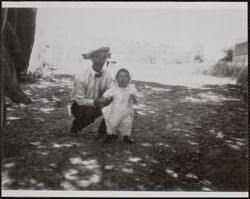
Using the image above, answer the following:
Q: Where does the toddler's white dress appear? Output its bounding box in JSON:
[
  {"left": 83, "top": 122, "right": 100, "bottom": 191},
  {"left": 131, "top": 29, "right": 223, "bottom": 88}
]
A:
[{"left": 102, "top": 83, "right": 137, "bottom": 136}]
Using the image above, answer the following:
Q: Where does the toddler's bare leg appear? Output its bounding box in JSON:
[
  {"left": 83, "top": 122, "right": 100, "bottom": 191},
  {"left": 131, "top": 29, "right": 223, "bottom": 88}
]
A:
[
  {"left": 119, "top": 115, "right": 134, "bottom": 144},
  {"left": 103, "top": 118, "right": 119, "bottom": 143}
]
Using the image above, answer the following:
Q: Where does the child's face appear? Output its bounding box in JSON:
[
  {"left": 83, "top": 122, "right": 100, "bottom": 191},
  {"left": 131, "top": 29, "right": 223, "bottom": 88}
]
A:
[{"left": 117, "top": 71, "right": 130, "bottom": 87}]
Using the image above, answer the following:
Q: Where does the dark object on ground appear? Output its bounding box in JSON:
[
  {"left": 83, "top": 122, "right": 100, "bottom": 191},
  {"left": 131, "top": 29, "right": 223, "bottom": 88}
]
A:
[
  {"left": 228, "top": 84, "right": 248, "bottom": 104},
  {"left": 228, "top": 66, "right": 248, "bottom": 104}
]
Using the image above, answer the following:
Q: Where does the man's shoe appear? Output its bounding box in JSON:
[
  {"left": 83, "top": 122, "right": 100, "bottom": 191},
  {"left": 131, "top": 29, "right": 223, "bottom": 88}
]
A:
[
  {"left": 124, "top": 136, "right": 134, "bottom": 144},
  {"left": 98, "top": 119, "right": 107, "bottom": 137}
]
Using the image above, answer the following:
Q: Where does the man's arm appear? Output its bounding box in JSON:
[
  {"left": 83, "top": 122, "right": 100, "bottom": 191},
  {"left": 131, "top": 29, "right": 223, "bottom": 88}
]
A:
[
  {"left": 98, "top": 71, "right": 114, "bottom": 97},
  {"left": 97, "top": 84, "right": 114, "bottom": 108},
  {"left": 72, "top": 77, "right": 95, "bottom": 106},
  {"left": 105, "top": 72, "right": 115, "bottom": 91},
  {"left": 93, "top": 71, "right": 114, "bottom": 108}
]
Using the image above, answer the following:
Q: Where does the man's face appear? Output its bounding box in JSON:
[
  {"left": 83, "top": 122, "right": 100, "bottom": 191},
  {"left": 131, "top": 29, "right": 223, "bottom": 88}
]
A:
[{"left": 91, "top": 53, "right": 109, "bottom": 73}]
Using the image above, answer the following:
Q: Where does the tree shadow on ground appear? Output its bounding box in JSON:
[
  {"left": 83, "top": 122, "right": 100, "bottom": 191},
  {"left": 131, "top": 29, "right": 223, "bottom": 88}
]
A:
[{"left": 2, "top": 77, "right": 248, "bottom": 191}]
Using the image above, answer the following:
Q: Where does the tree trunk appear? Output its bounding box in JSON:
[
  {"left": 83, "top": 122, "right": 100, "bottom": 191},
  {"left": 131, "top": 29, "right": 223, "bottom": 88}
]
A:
[
  {"left": 1, "top": 8, "right": 36, "bottom": 127},
  {"left": 1, "top": 8, "right": 8, "bottom": 130},
  {"left": 2, "top": 45, "right": 32, "bottom": 105}
]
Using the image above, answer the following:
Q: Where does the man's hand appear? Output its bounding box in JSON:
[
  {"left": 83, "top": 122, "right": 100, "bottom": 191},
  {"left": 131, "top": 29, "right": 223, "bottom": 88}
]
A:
[
  {"left": 103, "top": 97, "right": 113, "bottom": 107},
  {"left": 94, "top": 98, "right": 104, "bottom": 108},
  {"left": 94, "top": 97, "right": 113, "bottom": 108},
  {"left": 99, "top": 89, "right": 106, "bottom": 98}
]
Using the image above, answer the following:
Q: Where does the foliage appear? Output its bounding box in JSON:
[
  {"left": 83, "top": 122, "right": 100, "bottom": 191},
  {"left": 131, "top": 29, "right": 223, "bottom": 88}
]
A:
[
  {"left": 203, "top": 62, "right": 243, "bottom": 79},
  {"left": 19, "top": 69, "right": 43, "bottom": 83},
  {"left": 203, "top": 47, "right": 243, "bottom": 79},
  {"left": 220, "top": 48, "right": 233, "bottom": 63},
  {"left": 193, "top": 55, "right": 204, "bottom": 63},
  {"left": 19, "top": 64, "right": 59, "bottom": 83}
]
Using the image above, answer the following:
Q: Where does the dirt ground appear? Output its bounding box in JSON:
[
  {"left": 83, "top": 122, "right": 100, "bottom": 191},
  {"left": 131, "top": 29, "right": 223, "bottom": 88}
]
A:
[{"left": 2, "top": 75, "right": 248, "bottom": 191}]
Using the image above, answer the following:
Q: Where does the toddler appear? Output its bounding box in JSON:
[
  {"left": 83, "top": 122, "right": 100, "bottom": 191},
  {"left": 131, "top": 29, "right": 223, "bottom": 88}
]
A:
[{"left": 100, "top": 68, "right": 137, "bottom": 144}]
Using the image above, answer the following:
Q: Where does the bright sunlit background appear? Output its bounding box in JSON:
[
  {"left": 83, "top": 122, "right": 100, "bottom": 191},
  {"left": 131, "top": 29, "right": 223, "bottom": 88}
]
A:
[{"left": 29, "top": 5, "right": 247, "bottom": 87}]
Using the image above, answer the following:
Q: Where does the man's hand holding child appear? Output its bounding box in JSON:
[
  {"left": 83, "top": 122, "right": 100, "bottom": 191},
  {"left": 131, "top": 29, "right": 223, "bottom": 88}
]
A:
[
  {"left": 94, "top": 98, "right": 104, "bottom": 108},
  {"left": 94, "top": 97, "right": 113, "bottom": 108}
]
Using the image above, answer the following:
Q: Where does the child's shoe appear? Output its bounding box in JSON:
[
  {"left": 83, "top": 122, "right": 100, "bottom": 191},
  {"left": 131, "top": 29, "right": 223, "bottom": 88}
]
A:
[
  {"left": 103, "top": 135, "right": 112, "bottom": 143},
  {"left": 124, "top": 136, "right": 134, "bottom": 144},
  {"left": 111, "top": 134, "right": 118, "bottom": 140}
]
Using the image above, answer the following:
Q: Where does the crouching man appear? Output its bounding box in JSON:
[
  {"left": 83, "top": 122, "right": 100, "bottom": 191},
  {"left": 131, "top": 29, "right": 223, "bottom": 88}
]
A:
[{"left": 69, "top": 47, "right": 113, "bottom": 137}]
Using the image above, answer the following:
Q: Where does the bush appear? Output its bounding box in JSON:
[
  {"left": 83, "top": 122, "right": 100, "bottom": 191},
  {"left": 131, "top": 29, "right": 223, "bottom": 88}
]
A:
[
  {"left": 194, "top": 54, "right": 204, "bottom": 63},
  {"left": 221, "top": 48, "right": 233, "bottom": 62},
  {"left": 203, "top": 61, "right": 243, "bottom": 79},
  {"left": 19, "top": 69, "right": 43, "bottom": 83},
  {"left": 19, "top": 65, "right": 58, "bottom": 83}
]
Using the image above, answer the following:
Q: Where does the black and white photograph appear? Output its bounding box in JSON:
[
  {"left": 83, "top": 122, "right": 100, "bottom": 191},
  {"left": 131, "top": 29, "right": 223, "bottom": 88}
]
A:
[{"left": 1, "top": 1, "right": 248, "bottom": 198}]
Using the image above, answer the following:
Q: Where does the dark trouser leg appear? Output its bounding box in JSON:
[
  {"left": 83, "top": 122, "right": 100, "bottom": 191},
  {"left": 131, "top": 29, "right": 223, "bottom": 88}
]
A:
[
  {"left": 70, "top": 118, "right": 79, "bottom": 134},
  {"left": 70, "top": 102, "right": 104, "bottom": 134},
  {"left": 70, "top": 102, "right": 95, "bottom": 134},
  {"left": 92, "top": 107, "right": 107, "bottom": 137},
  {"left": 70, "top": 102, "right": 81, "bottom": 134},
  {"left": 98, "top": 119, "right": 107, "bottom": 136}
]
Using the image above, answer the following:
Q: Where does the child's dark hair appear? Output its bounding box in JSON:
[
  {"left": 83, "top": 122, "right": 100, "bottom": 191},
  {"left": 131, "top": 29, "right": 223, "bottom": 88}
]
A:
[{"left": 115, "top": 68, "right": 131, "bottom": 81}]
